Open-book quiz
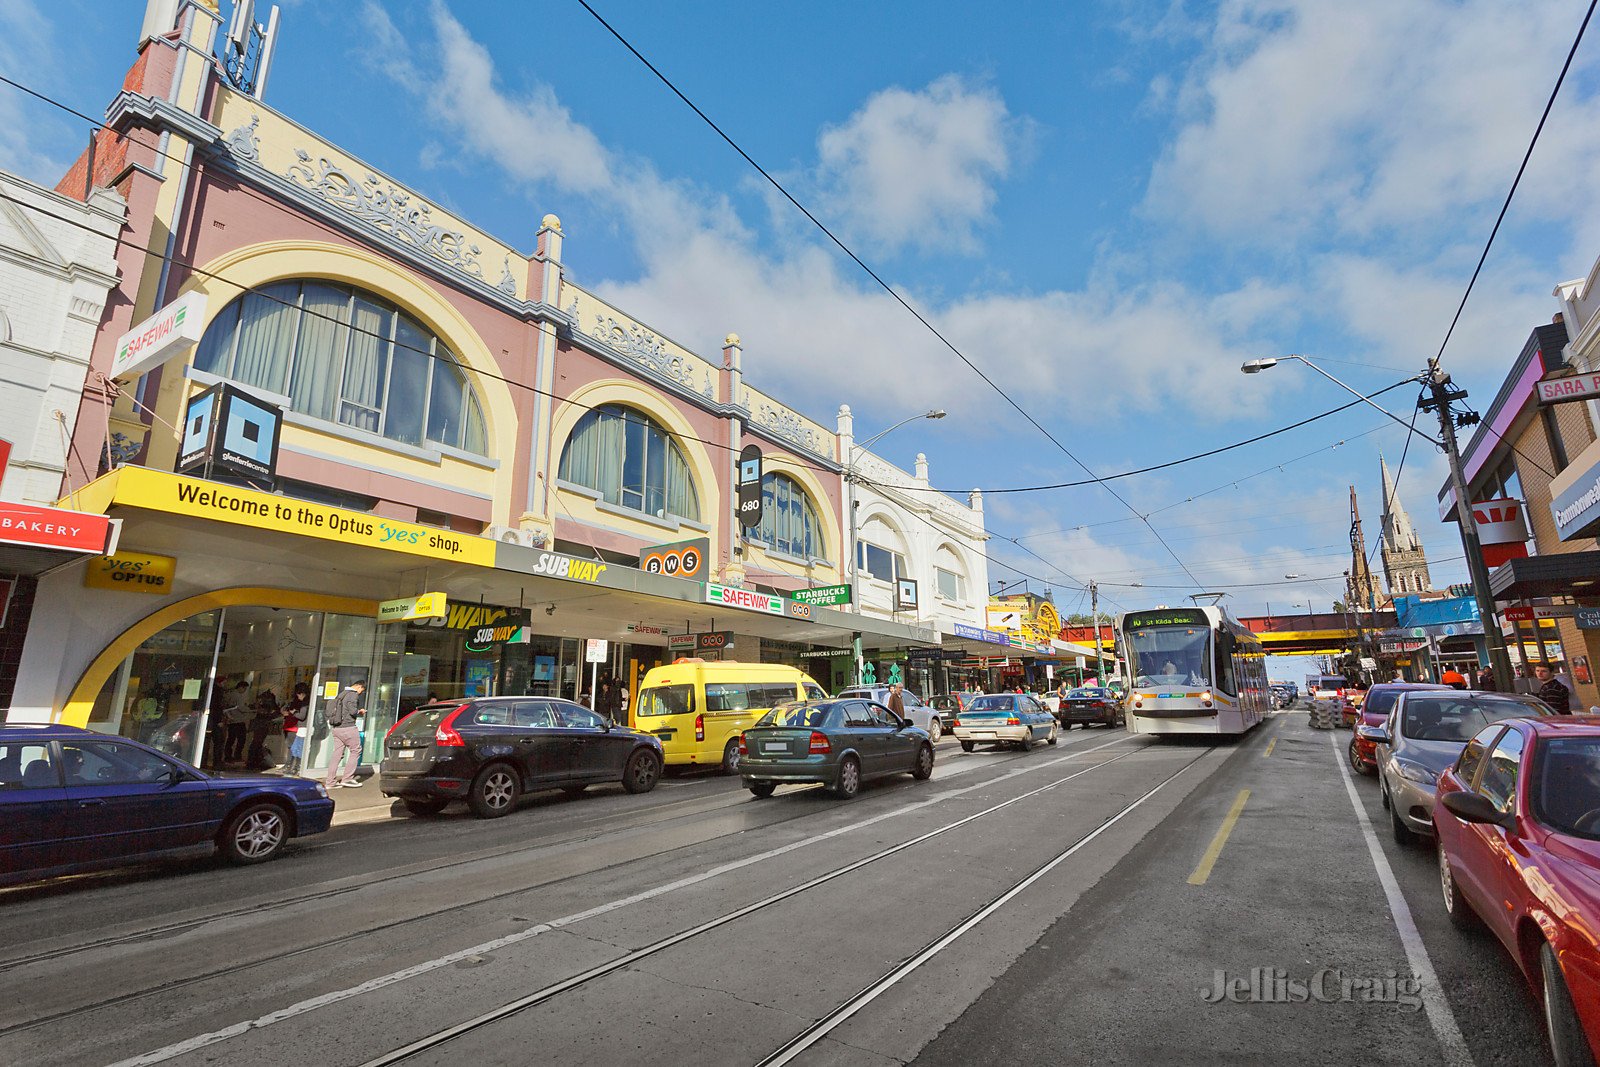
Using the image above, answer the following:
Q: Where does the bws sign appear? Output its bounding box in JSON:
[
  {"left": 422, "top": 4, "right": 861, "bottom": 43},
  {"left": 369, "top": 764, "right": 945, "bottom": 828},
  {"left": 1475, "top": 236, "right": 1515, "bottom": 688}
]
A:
[{"left": 640, "top": 537, "right": 708, "bottom": 580}]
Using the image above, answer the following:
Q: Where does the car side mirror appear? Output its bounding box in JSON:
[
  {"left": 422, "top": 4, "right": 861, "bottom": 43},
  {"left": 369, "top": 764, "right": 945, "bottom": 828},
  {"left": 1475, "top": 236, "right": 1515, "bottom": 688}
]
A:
[
  {"left": 1358, "top": 726, "right": 1390, "bottom": 746},
  {"left": 1440, "top": 790, "right": 1514, "bottom": 829}
]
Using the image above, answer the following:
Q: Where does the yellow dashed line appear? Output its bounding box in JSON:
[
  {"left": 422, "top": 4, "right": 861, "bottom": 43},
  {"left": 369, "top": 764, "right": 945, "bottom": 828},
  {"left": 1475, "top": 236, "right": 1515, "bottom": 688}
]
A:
[
  {"left": 1263, "top": 738, "right": 1277, "bottom": 758},
  {"left": 1188, "top": 788, "right": 1251, "bottom": 886}
]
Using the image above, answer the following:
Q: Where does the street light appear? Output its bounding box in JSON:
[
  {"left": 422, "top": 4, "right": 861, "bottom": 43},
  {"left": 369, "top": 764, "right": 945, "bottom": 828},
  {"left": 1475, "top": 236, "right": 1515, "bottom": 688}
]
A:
[
  {"left": 1241, "top": 353, "right": 1512, "bottom": 690},
  {"left": 844, "top": 408, "right": 949, "bottom": 682}
]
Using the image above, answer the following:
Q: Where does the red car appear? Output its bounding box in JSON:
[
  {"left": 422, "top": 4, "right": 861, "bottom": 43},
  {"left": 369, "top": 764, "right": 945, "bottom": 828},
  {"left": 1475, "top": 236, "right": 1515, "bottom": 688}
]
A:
[
  {"left": 1433, "top": 716, "right": 1600, "bottom": 1065},
  {"left": 1347, "top": 682, "right": 1449, "bottom": 776}
]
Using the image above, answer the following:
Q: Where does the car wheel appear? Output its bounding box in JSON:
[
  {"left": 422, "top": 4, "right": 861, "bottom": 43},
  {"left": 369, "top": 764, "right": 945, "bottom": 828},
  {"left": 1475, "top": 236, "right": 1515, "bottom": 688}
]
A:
[
  {"left": 960, "top": 740, "right": 975, "bottom": 753},
  {"left": 927, "top": 718, "right": 942, "bottom": 742},
  {"left": 721, "top": 737, "right": 741, "bottom": 775},
  {"left": 562, "top": 784, "right": 588, "bottom": 797},
  {"left": 219, "top": 802, "right": 289, "bottom": 864},
  {"left": 622, "top": 749, "right": 662, "bottom": 794},
  {"left": 1390, "top": 799, "right": 1418, "bottom": 847},
  {"left": 749, "top": 781, "right": 778, "bottom": 799},
  {"left": 1438, "top": 847, "right": 1479, "bottom": 931},
  {"left": 1016, "top": 734, "right": 1032, "bottom": 752},
  {"left": 1347, "top": 739, "right": 1365, "bottom": 776},
  {"left": 1541, "top": 943, "right": 1597, "bottom": 1067},
  {"left": 1047, "top": 725, "right": 1058, "bottom": 746},
  {"left": 468, "top": 763, "right": 520, "bottom": 818},
  {"left": 912, "top": 743, "right": 934, "bottom": 780},
  {"left": 403, "top": 798, "right": 449, "bottom": 817},
  {"left": 832, "top": 756, "right": 861, "bottom": 799},
  {"left": 1380, "top": 776, "right": 1391, "bottom": 810}
]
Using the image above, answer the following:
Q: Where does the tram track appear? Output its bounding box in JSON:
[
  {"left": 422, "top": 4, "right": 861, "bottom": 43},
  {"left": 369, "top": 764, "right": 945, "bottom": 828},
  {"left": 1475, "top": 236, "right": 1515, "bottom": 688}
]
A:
[
  {"left": 2, "top": 739, "right": 1128, "bottom": 1044},
  {"left": 351, "top": 743, "right": 1201, "bottom": 1067}
]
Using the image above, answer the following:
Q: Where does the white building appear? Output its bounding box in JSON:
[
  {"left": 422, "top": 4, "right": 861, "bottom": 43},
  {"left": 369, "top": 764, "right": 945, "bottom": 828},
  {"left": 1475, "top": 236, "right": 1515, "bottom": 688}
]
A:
[{"left": 0, "top": 170, "right": 124, "bottom": 505}]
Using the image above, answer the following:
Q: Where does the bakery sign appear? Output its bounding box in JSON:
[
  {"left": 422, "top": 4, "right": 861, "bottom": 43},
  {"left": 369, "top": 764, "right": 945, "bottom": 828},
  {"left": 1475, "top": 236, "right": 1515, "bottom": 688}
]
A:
[{"left": 0, "top": 502, "right": 116, "bottom": 555}]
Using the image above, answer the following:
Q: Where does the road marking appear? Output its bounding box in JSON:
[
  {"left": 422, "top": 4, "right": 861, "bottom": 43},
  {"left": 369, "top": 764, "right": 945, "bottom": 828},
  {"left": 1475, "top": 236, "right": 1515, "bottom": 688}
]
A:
[
  {"left": 1263, "top": 738, "right": 1276, "bottom": 758},
  {"left": 108, "top": 735, "right": 1141, "bottom": 1067},
  {"left": 1186, "top": 788, "right": 1250, "bottom": 885},
  {"left": 1328, "top": 732, "right": 1472, "bottom": 1067}
]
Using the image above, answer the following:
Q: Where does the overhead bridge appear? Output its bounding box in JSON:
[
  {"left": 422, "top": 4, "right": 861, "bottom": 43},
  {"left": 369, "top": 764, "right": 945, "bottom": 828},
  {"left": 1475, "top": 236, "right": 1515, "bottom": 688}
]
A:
[{"left": 1234, "top": 611, "right": 1396, "bottom": 656}]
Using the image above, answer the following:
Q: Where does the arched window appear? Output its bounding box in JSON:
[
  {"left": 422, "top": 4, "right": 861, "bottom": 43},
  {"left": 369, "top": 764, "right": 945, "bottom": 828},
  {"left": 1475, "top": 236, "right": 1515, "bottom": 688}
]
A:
[
  {"left": 758, "top": 472, "right": 822, "bottom": 559},
  {"left": 193, "top": 281, "right": 487, "bottom": 454},
  {"left": 558, "top": 404, "right": 700, "bottom": 521}
]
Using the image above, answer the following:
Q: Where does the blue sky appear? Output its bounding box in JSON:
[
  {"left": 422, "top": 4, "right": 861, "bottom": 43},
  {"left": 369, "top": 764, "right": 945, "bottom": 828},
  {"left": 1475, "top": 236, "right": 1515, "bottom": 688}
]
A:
[{"left": 7, "top": 0, "right": 1600, "bottom": 628}]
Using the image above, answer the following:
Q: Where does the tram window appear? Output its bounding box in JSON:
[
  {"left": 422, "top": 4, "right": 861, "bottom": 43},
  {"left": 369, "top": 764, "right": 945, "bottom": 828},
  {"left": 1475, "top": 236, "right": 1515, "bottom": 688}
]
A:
[{"left": 1214, "top": 632, "right": 1238, "bottom": 695}]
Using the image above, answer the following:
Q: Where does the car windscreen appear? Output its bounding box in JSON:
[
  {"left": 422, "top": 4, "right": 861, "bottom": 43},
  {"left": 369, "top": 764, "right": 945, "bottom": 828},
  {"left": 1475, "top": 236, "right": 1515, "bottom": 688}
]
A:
[
  {"left": 756, "top": 702, "right": 838, "bottom": 729},
  {"left": 1399, "top": 694, "right": 1550, "bottom": 742},
  {"left": 1534, "top": 737, "right": 1600, "bottom": 838},
  {"left": 392, "top": 705, "right": 463, "bottom": 739},
  {"left": 1067, "top": 688, "right": 1106, "bottom": 699},
  {"left": 966, "top": 695, "right": 1016, "bottom": 713},
  {"left": 1128, "top": 626, "right": 1210, "bottom": 687},
  {"left": 636, "top": 685, "right": 695, "bottom": 718}
]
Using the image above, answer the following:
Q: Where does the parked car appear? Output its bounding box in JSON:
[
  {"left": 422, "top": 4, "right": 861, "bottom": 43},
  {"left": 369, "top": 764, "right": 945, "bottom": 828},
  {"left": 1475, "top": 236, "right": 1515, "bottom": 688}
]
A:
[
  {"left": 0, "top": 723, "right": 333, "bottom": 883},
  {"left": 380, "top": 697, "right": 665, "bottom": 818},
  {"left": 953, "top": 693, "right": 1059, "bottom": 751},
  {"left": 738, "top": 699, "right": 933, "bottom": 799},
  {"left": 1371, "top": 690, "right": 1553, "bottom": 846},
  {"left": 832, "top": 685, "right": 943, "bottom": 740},
  {"left": 1433, "top": 717, "right": 1600, "bottom": 1065},
  {"left": 1348, "top": 682, "right": 1450, "bottom": 776},
  {"left": 634, "top": 660, "right": 827, "bottom": 775},
  {"left": 928, "top": 692, "right": 983, "bottom": 728},
  {"left": 1057, "top": 687, "right": 1124, "bottom": 729}
]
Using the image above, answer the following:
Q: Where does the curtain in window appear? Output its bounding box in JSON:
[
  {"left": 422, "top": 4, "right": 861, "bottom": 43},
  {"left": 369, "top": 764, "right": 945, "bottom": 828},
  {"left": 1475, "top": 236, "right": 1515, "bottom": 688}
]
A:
[
  {"left": 664, "top": 436, "right": 697, "bottom": 521},
  {"left": 560, "top": 405, "right": 698, "bottom": 521},
  {"left": 193, "top": 300, "right": 240, "bottom": 375},
  {"left": 340, "top": 298, "right": 391, "bottom": 433},
  {"left": 385, "top": 316, "right": 430, "bottom": 445},
  {"left": 289, "top": 283, "right": 349, "bottom": 423},
  {"left": 230, "top": 282, "right": 300, "bottom": 394}
]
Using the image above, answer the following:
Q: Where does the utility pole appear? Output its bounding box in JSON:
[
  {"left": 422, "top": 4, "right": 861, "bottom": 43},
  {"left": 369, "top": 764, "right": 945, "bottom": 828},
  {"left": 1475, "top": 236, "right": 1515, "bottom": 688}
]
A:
[
  {"left": 1422, "top": 358, "right": 1514, "bottom": 691},
  {"left": 1090, "top": 580, "right": 1104, "bottom": 684}
]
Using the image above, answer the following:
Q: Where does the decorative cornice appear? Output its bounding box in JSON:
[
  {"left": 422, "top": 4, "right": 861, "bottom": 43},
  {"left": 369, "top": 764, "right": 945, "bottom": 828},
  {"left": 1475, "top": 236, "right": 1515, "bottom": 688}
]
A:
[{"left": 104, "top": 90, "right": 222, "bottom": 148}]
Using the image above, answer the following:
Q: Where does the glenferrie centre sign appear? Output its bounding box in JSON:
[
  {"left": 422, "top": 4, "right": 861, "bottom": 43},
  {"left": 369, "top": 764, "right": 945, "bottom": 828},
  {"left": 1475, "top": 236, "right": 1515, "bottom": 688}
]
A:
[
  {"left": 706, "top": 582, "right": 784, "bottom": 615},
  {"left": 788, "top": 584, "right": 851, "bottom": 607}
]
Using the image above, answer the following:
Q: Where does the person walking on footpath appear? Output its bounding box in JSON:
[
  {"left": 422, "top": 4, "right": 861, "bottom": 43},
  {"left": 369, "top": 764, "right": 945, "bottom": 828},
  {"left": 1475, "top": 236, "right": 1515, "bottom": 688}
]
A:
[
  {"left": 887, "top": 682, "right": 906, "bottom": 721},
  {"left": 324, "top": 679, "right": 367, "bottom": 788},
  {"left": 1534, "top": 664, "right": 1573, "bottom": 714}
]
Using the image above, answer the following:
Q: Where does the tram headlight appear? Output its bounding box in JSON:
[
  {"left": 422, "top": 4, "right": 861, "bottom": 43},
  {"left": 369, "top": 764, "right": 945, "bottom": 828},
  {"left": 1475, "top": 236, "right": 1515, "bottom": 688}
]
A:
[{"left": 1201, "top": 691, "right": 1213, "bottom": 707}]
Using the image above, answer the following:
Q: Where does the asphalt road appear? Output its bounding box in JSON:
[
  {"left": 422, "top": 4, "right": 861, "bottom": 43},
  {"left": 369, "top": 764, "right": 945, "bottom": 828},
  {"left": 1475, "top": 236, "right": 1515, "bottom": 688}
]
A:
[{"left": 0, "top": 711, "right": 1556, "bottom": 1067}]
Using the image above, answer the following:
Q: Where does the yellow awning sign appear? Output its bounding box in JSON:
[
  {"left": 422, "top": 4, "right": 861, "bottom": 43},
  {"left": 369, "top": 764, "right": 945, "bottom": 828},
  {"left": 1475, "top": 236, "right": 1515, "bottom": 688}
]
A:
[
  {"left": 83, "top": 552, "right": 176, "bottom": 594},
  {"left": 75, "top": 467, "right": 496, "bottom": 567},
  {"left": 378, "top": 591, "right": 448, "bottom": 623}
]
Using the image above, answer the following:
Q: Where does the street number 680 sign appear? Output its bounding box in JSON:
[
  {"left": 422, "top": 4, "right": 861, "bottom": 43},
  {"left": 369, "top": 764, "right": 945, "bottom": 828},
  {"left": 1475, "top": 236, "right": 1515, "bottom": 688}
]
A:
[{"left": 736, "top": 445, "right": 763, "bottom": 529}]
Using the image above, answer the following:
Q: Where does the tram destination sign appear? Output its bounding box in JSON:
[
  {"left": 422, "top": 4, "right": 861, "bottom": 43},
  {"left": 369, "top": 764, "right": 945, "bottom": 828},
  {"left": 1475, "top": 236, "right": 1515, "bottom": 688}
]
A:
[
  {"left": 1122, "top": 609, "right": 1209, "bottom": 628},
  {"left": 788, "top": 584, "right": 851, "bottom": 607}
]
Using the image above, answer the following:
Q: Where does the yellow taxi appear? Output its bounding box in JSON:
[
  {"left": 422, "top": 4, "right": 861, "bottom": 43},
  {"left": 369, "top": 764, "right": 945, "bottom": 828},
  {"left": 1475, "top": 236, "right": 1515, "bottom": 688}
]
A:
[{"left": 633, "top": 659, "right": 828, "bottom": 773}]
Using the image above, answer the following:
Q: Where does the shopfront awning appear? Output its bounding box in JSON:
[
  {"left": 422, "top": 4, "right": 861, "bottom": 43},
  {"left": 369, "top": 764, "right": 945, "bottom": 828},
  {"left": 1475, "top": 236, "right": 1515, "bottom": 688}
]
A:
[{"left": 1489, "top": 551, "right": 1600, "bottom": 600}]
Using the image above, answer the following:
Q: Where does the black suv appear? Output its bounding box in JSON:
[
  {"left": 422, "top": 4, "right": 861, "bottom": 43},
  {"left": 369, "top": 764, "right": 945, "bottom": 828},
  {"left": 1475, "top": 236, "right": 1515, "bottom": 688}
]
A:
[{"left": 380, "top": 698, "right": 665, "bottom": 818}]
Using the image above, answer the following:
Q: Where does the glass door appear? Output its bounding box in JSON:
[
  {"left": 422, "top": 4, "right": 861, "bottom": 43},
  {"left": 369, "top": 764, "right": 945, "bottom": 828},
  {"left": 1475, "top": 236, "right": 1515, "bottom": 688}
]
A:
[{"left": 304, "top": 613, "right": 404, "bottom": 772}]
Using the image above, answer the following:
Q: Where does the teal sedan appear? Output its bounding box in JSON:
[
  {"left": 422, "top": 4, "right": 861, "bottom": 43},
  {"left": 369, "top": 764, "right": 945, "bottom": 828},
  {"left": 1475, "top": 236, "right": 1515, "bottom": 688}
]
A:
[
  {"left": 739, "top": 699, "right": 934, "bottom": 799},
  {"left": 953, "top": 694, "right": 1059, "bottom": 752}
]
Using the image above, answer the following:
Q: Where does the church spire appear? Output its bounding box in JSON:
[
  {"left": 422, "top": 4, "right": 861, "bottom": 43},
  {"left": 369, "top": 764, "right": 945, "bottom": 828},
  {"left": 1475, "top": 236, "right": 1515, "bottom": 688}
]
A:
[
  {"left": 1377, "top": 453, "right": 1432, "bottom": 596},
  {"left": 1347, "top": 486, "right": 1381, "bottom": 611}
]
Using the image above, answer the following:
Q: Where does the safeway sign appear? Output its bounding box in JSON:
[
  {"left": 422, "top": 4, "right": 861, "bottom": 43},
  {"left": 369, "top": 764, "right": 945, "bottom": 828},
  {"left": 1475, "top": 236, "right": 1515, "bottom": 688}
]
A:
[
  {"left": 706, "top": 582, "right": 784, "bottom": 615},
  {"left": 110, "top": 291, "right": 207, "bottom": 380}
]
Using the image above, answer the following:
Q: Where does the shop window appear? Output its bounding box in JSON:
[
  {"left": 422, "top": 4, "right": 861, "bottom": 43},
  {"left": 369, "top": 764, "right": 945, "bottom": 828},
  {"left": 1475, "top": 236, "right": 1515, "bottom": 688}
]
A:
[
  {"left": 936, "top": 567, "right": 964, "bottom": 601},
  {"left": 557, "top": 404, "right": 700, "bottom": 522},
  {"left": 758, "top": 473, "right": 822, "bottom": 559},
  {"left": 194, "top": 280, "right": 488, "bottom": 455},
  {"left": 857, "top": 541, "right": 908, "bottom": 583}
]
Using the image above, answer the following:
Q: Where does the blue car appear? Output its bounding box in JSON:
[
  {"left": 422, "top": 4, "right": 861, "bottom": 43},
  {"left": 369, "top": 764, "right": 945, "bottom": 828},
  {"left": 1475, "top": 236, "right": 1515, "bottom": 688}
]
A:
[
  {"left": 1, "top": 723, "right": 334, "bottom": 883},
  {"left": 952, "top": 693, "right": 1060, "bottom": 751}
]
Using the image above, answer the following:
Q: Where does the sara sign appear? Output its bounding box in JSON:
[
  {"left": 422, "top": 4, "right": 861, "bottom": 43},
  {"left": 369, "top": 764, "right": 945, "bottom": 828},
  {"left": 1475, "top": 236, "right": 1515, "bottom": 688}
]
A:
[
  {"left": 1538, "top": 372, "right": 1600, "bottom": 406},
  {"left": 111, "top": 291, "right": 207, "bottom": 380},
  {"left": 377, "top": 591, "right": 448, "bottom": 623},
  {"left": 789, "top": 584, "right": 851, "bottom": 607},
  {"left": 706, "top": 582, "right": 784, "bottom": 615},
  {"left": 83, "top": 552, "right": 176, "bottom": 594}
]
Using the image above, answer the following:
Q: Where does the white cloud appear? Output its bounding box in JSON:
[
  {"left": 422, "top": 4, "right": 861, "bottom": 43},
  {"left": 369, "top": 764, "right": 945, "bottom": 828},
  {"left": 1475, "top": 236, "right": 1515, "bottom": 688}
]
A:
[
  {"left": 0, "top": 0, "right": 71, "bottom": 184},
  {"left": 810, "top": 75, "right": 1022, "bottom": 255}
]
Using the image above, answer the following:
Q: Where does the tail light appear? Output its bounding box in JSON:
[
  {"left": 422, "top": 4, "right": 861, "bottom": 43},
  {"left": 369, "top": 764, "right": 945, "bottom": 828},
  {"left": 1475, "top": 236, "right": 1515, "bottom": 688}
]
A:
[
  {"left": 435, "top": 706, "right": 468, "bottom": 748},
  {"left": 808, "top": 731, "right": 831, "bottom": 754},
  {"left": 950, "top": 718, "right": 961, "bottom": 729},
  {"left": 695, "top": 714, "right": 705, "bottom": 742},
  {"left": 738, "top": 733, "right": 747, "bottom": 755},
  {"left": 1006, "top": 716, "right": 1021, "bottom": 725}
]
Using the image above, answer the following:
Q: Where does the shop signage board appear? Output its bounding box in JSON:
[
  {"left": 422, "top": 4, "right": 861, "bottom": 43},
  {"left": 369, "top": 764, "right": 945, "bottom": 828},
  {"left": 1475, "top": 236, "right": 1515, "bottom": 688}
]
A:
[
  {"left": 799, "top": 648, "right": 852, "bottom": 659},
  {"left": 176, "top": 381, "right": 282, "bottom": 482},
  {"left": 97, "top": 467, "right": 495, "bottom": 566},
  {"left": 736, "top": 445, "right": 763, "bottom": 529},
  {"left": 783, "top": 599, "right": 813, "bottom": 620},
  {"left": 953, "top": 622, "right": 1012, "bottom": 646},
  {"left": 0, "top": 502, "right": 114, "bottom": 554},
  {"left": 586, "top": 638, "right": 610, "bottom": 663},
  {"left": 1577, "top": 607, "right": 1600, "bottom": 630},
  {"left": 377, "top": 591, "right": 448, "bottom": 623},
  {"left": 1502, "top": 605, "right": 1577, "bottom": 622},
  {"left": 526, "top": 551, "right": 608, "bottom": 584},
  {"left": 696, "top": 631, "right": 734, "bottom": 653},
  {"left": 111, "top": 291, "right": 207, "bottom": 380},
  {"left": 668, "top": 634, "right": 696, "bottom": 652},
  {"left": 706, "top": 582, "right": 784, "bottom": 615},
  {"left": 1552, "top": 458, "right": 1600, "bottom": 541},
  {"left": 1472, "top": 497, "right": 1530, "bottom": 568},
  {"left": 639, "top": 537, "right": 708, "bottom": 580},
  {"left": 789, "top": 584, "right": 851, "bottom": 607},
  {"left": 0, "top": 438, "right": 10, "bottom": 478},
  {"left": 895, "top": 578, "right": 919, "bottom": 611},
  {"left": 83, "top": 552, "right": 176, "bottom": 594},
  {"left": 1538, "top": 372, "right": 1600, "bottom": 406}
]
